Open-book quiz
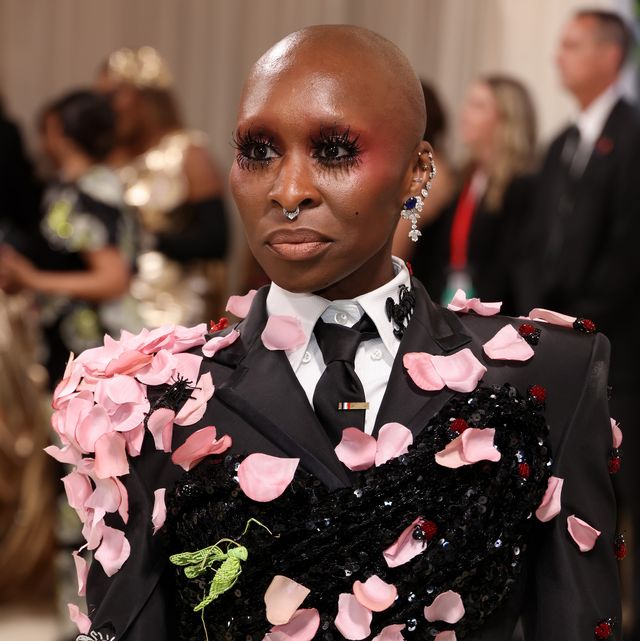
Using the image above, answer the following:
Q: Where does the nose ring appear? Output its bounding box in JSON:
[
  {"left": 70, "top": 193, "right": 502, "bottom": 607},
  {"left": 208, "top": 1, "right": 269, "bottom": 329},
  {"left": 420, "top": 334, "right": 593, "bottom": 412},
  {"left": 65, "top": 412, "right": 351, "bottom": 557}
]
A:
[{"left": 283, "top": 206, "right": 300, "bottom": 221}]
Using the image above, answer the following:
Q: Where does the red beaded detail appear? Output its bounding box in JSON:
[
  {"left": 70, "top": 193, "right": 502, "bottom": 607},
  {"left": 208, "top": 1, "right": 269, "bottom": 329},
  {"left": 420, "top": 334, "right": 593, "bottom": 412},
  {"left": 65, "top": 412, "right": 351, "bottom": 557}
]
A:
[
  {"left": 594, "top": 619, "right": 613, "bottom": 639},
  {"left": 574, "top": 317, "right": 597, "bottom": 334},
  {"left": 614, "top": 534, "right": 627, "bottom": 561},
  {"left": 609, "top": 449, "right": 621, "bottom": 475},
  {"left": 527, "top": 384, "right": 547, "bottom": 406},
  {"left": 518, "top": 322, "right": 541, "bottom": 345},
  {"left": 518, "top": 462, "right": 531, "bottom": 479},
  {"left": 450, "top": 418, "right": 469, "bottom": 434},
  {"left": 417, "top": 519, "right": 438, "bottom": 541},
  {"left": 210, "top": 317, "right": 229, "bottom": 333}
]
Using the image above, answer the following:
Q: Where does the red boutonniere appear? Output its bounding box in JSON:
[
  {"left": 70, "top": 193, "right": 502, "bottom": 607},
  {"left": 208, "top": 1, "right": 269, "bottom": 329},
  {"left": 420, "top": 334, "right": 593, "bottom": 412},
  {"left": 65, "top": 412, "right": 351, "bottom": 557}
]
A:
[{"left": 596, "top": 136, "right": 614, "bottom": 155}]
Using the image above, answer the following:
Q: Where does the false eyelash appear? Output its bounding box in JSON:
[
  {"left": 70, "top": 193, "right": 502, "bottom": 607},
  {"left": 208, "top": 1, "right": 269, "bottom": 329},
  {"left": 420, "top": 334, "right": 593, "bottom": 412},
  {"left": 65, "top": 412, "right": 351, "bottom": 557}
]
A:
[
  {"left": 231, "top": 128, "right": 278, "bottom": 170},
  {"left": 310, "top": 126, "right": 362, "bottom": 168}
]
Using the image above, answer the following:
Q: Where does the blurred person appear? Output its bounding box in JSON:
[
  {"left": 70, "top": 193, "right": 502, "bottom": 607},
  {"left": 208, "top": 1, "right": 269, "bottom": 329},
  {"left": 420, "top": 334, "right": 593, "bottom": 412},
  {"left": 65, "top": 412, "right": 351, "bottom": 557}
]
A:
[
  {"left": 0, "top": 89, "right": 140, "bottom": 388},
  {"left": 411, "top": 75, "right": 536, "bottom": 308},
  {"left": 97, "top": 47, "right": 229, "bottom": 327},
  {"left": 514, "top": 9, "right": 640, "bottom": 637},
  {"left": 391, "top": 80, "right": 454, "bottom": 261}
]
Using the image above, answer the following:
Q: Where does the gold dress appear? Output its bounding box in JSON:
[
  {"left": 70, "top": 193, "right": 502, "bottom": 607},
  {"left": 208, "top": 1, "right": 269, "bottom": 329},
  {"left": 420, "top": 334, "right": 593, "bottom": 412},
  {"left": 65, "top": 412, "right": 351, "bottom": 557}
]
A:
[{"left": 119, "top": 130, "right": 227, "bottom": 327}]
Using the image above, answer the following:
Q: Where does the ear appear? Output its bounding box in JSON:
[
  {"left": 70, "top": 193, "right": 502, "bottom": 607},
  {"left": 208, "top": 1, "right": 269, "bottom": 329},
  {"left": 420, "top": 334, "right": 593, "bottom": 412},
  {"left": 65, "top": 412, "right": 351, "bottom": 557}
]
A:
[{"left": 400, "top": 140, "right": 436, "bottom": 206}]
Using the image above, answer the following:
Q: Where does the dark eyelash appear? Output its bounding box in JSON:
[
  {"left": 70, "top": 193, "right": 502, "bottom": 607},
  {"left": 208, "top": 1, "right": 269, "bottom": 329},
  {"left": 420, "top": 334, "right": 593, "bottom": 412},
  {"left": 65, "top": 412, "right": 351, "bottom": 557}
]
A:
[
  {"left": 310, "top": 127, "right": 362, "bottom": 168},
  {"left": 231, "top": 129, "right": 278, "bottom": 170}
]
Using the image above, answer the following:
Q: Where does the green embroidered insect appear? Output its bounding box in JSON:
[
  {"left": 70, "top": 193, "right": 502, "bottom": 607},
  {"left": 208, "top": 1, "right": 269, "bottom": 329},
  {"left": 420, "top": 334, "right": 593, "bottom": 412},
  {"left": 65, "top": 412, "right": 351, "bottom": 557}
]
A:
[{"left": 169, "top": 518, "right": 272, "bottom": 612}]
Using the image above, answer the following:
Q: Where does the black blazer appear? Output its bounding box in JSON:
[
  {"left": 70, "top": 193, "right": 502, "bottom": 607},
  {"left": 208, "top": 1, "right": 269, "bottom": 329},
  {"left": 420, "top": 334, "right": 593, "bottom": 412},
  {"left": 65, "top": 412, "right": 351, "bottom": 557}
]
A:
[
  {"left": 82, "top": 281, "right": 619, "bottom": 641},
  {"left": 514, "top": 98, "right": 640, "bottom": 390}
]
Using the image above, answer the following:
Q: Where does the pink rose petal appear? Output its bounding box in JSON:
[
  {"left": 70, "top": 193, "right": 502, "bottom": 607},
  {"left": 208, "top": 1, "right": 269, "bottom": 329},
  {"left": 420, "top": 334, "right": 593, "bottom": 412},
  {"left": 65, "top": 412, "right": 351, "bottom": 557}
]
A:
[
  {"left": 266, "top": 608, "right": 320, "bottom": 641},
  {"left": 372, "top": 624, "right": 406, "bottom": 641},
  {"left": 85, "top": 478, "right": 122, "bottom": 523},
  {"left": 237, "top": 453, "right": 299, "bottom": 502},
  {"left": 226, "top": 289, "right": 257, "bottom": 319},
  {"left": 173, "top": 352, "right": 204, "bottom": 387},
  {"left": 72, "top": 551, "right": 88, "bottom": 596},
  {"left": 94, "top": 525, "right": 131, "bottom": 576},
  {"left": 535, "top": 476, "right": 564, "bottom": 522},
  {"left": 611, "top": 418, "right": 623, "bottom": 448},
  {"left": 528, "top": 308, "right": 576, "bottom": 327},
  {"left": 483, "top": 325, "right": 534, "bottom": 362},
  {"left": 435, "top": 428, "right": 500, "bottom": 469},
  {"left": 105, "top": 350, "right": 153, "bottom": 377},
  {"left": 447, "top": 289, "right": 501, "bottom": 316},
  {"left": 375, "top": 423, "right": 413, "bottom": 466},
  {"left": 335, "top": 428, "right": 377, "bottom": 471},
  {"left": 97, "top": 375, "right": 146, "bottom": 406},
  {"left": 136, "top": 349, "right": 176, "bottom": 385},
  {"left": 67, "top": 603, "right": 91, "bottom": 634},
  {"left": 94, "top": 432, "right": 129, "bottom": 479},
  {"left": 424, "top": 590, "right": 465, "bottom": 624},
  {"left": 171, "top": 425, "right": 232, "bottom": 471},
  {"left": 403, "top": 352, "right": 444, "bottom": 391},
  {"left": 262, "top": 315, "right": 307, "bottom": 351},
  {"left": 114, "top": 476, "right": 129, "bottom": 524},
  {"left": 170, "top": 323, "right": 208, "bottom": 353},
  {"left": 431, "top": 349, "right": 487, "bottom": 393},
  {"left": 62, "top": 471, "right": 93, "bottom": 521},
  {"left": 434, "top": 632, "right": 457, "bottom": 641},
  {"left": 567, "top": 515, "right": 601, "bottom": 552},
  {"left": 123, "top": 423, "right": 145, "bottom": 457},
  {"left": 334, "top": 593, "right": 373, "bottom": 640},
  {"left": 203, "top": 329, "right": 240, "bottom": 358},
  {"left": 44, "top": 443, "right": 82, "bottom": 465},
  {"left": 353, "top": 575, "right": 397, "bottom": 612},
  {"left": 75, "top": 404, "right": 112, "bottom": 453},
  {"left": 82, "top": 514, "right": 105, "bottom": 550},
  {"left": 147, "top": 408, "right": 176, "bottom": 452},
  {"left": 152, "top": 488, "right": 167, "bottom": 534},
  {"left": 383, "top": 517, "right": 427, "bottom": 568},
  {"left": 264, "top": 575, "right": 311, "bottom": 625},
  {"left": 174, "top": 372, "right": 215, "bottom": 426}
]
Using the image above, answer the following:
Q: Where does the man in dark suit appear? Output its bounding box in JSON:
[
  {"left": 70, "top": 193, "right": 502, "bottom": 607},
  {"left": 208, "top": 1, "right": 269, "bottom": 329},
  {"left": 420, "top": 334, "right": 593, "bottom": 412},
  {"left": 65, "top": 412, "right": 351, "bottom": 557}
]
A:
[
  {"left": 55, "top": 25, "right": 620, "bottom": 641},
  {"left": 514, "top": 11, "right": 640, "bottom": 636}
]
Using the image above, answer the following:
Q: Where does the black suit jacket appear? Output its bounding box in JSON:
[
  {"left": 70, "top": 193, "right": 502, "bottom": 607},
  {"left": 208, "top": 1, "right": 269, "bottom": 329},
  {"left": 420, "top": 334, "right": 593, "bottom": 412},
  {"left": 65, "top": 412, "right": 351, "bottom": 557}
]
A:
[
  {"left": 83, "top": 281, "right": 619, "bottom": 641},
  {"left": 514, "top": 98, "right": 640, "bottom": 390}
]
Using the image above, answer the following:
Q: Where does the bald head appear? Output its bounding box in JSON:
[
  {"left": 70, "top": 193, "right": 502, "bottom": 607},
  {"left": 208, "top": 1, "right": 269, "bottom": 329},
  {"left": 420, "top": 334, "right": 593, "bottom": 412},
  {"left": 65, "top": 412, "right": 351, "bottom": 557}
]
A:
[{"left": 244, "top": 25, "right": 426, "bottom": 150}]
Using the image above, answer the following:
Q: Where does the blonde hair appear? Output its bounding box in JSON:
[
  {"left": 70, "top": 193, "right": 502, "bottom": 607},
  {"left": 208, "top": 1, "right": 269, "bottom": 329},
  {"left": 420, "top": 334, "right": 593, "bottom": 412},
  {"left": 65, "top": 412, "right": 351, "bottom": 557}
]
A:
[{"left": 481, "top": 75, "right": 536, "bottom": 211}]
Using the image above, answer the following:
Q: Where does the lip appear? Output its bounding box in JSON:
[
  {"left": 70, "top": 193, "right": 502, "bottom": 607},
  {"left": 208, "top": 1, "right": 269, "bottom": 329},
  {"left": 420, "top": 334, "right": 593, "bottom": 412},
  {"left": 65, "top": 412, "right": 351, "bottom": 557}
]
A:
[{"left": 266, "top": 228, "right": 333, "bottom": 260}]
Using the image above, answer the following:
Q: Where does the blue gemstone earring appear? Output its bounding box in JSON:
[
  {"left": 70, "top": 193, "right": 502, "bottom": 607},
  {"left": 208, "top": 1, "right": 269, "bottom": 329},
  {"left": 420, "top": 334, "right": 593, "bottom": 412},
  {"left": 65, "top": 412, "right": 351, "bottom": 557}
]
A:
[{"left": 401, "top": 150, "right": 437, "bottom": 242}]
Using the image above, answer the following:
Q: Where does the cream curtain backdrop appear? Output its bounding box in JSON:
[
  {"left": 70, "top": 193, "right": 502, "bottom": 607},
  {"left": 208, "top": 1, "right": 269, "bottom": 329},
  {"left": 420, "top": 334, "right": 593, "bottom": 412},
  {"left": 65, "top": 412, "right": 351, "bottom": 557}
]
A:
[{"left": 0, "top": 0, "right": 628, "bottom": 285}]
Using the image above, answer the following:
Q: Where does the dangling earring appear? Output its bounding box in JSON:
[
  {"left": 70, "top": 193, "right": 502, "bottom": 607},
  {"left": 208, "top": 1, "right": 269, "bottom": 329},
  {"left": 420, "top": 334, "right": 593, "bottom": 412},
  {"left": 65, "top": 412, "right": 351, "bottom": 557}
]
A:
[{"left": 401, "top": 151, "right": 437, "bottom": 242}]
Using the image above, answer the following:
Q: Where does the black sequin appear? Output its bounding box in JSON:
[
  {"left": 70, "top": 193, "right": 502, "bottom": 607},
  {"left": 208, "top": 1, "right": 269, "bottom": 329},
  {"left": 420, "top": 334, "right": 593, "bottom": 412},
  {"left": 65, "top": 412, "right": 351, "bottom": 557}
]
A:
[{"left": 164, "top": 384, "right": 551, "bottom": 640}]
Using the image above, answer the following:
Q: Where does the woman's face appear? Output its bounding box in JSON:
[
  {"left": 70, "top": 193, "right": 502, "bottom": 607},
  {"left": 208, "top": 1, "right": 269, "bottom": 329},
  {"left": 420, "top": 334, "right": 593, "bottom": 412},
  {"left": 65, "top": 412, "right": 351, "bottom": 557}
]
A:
[
  {"left": 229, "top": 59, "right": 421, "bottom": 300},
  {"left": 459, "top": 81, "right": 500, "bottom": 155}
]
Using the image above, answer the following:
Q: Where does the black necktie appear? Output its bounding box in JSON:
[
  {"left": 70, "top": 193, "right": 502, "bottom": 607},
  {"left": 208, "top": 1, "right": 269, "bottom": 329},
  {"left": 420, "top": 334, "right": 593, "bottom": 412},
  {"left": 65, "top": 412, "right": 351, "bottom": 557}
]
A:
[{"left": 312, "top": 314, "right": 379, "bottom": 445}]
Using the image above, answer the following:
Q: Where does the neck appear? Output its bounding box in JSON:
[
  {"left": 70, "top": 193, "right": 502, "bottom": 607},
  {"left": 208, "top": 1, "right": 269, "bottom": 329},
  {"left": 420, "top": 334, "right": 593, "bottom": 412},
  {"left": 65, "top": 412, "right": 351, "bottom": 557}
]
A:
[
  {"left": 314, "top": 250, "right": 396, "bottom": 301},
  {"left": 575, "top": 79, "right": 616, "bottom": 111},
  {"left": 60, "top": 154, "right": 93, "bottom": 181}
]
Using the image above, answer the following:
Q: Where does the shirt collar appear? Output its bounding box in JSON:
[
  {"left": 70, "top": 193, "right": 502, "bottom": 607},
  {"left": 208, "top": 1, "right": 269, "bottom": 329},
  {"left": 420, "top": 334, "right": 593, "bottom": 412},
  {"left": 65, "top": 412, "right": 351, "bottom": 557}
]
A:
[
  {"left": 265, "top": 256, "right": 411, "bottom": 369},
  {"left": 576, "top": 83, "right": 621, "bottom": 146}
]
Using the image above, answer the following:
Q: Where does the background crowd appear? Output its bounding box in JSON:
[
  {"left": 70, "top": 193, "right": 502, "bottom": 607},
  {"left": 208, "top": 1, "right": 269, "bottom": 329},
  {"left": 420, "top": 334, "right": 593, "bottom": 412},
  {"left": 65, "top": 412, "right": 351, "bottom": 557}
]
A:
[{"left": 0, "top": 1, "right": 639, "bottom": 640}]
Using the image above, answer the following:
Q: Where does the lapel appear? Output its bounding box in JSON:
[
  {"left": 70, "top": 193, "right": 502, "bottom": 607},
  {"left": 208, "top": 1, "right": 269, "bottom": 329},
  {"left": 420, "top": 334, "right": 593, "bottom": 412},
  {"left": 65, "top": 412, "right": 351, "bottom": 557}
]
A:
[
  {"left": 212, "top": 287, "right": 352, "bottom": 490},
  {"left": 373, "top": 278, "right": 472, "bottom": 438},
  {"left": 577, "top": 98, "right": 624, "bottom": 186}
]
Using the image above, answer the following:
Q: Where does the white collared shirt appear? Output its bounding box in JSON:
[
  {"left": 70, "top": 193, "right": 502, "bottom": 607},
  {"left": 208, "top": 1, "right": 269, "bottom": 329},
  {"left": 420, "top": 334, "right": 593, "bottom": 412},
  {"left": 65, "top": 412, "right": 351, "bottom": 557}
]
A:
[
  {"left": 571, "top": 83, "right": 622, "bottom": 173},
  {"left": 265, "top": 257, "right": 411, "bottom": 434}
]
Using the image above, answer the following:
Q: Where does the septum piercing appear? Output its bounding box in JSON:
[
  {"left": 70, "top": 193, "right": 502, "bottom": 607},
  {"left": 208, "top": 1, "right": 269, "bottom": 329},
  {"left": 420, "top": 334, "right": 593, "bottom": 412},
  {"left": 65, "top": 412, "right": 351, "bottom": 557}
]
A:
[{"left": 283, "top": 207, "right": 300, "bottom": 220}]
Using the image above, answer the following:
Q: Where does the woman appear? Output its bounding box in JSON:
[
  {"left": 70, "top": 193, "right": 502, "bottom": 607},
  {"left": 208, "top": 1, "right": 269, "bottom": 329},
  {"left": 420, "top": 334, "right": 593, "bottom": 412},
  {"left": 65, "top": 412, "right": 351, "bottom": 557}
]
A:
[
  {"left": 392, "top": 81, "right": 455, "bottom": 263},
  {"left": 52, "top": 27, "right": 619, "bottom": 641},
  {"left": 0, "top": 89, "right": 140, "bottom": 387},
  {"left": 97, "top": 47, "right": 229, "bottom": 327},
  {"left": 411, "top": 76, "right": 536, "bottom": 310}
]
